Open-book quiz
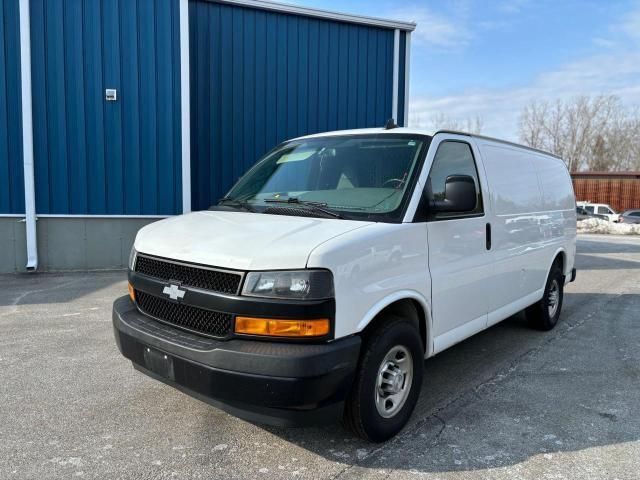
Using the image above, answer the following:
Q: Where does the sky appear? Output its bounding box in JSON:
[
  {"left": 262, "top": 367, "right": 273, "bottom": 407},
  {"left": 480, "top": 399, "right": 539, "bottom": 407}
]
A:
[{"left": 291, "top": 0, "right": 640, "bottom": 140}]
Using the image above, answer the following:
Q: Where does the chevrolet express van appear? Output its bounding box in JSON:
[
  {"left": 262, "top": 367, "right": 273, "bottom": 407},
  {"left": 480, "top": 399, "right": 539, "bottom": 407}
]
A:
[{"left": 113, "top": 127, "right": 577, "bottom": 442}]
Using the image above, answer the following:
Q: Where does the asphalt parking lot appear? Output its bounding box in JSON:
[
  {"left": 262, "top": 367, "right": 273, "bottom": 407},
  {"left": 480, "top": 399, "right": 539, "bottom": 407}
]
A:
[{"left": 1, "top": 234, "right": 639, "bottom": 479}]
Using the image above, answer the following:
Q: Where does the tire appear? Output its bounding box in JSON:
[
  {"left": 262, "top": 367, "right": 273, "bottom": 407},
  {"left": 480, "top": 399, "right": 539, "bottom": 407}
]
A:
[
  {"left": 343, "top": 315, "right": 424, "bottom": 442},
  {"left": 526, "top": 263, "right": 564, "bottom": 331}
]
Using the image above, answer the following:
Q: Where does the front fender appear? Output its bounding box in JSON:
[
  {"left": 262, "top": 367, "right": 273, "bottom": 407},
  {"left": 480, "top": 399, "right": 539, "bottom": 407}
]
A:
[{"left": 355, "top": 290, "right": 433, "bottom": 358}]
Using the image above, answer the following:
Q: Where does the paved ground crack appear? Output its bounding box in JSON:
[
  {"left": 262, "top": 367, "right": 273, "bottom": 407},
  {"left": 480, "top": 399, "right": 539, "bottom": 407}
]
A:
[{"left": 330, "top": 288, "right": 628, "bottom": 480}]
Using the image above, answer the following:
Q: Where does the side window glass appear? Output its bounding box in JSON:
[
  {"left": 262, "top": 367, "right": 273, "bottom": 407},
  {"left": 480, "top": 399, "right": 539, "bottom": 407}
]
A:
[
  {"left": 597, "top": 206, "right": 608, "bottom": 214},
  {"left": 585, "top": 206, "right": 594, "bottom": 213},
  {"left": 426, "top": 141, "right": 483, "bottom": 218}
]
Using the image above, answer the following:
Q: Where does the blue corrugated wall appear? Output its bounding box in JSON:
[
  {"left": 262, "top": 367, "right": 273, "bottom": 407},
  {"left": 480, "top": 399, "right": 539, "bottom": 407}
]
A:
[
  {"left": 29, "top": 0, "right": 182, "bottom": 215},
  {"left": 189, "top": 0, "right": 401, "bottom": 210},
  {"left": 6, "top": 0, "right": 408, "bottom": 216},
  {"left": 0, "top": 0, "right": 24, "bottom": 214},
  {"left": 397, "top": 31, "right": 407, "bottom": 127}
]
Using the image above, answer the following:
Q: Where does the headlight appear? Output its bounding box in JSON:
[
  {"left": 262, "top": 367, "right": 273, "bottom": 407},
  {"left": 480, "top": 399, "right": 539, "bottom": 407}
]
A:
[
  {"left": 128, "top": 246, "right": 138, "bottom": 270},
  {"left": 242, "top": 270, "right": 334, "bottom": 300}
]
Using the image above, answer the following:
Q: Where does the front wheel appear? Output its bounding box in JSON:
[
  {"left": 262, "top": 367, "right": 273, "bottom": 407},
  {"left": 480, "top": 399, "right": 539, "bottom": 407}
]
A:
[
  {"left": 526, "top": 263, "right": 564, "bottom": 330},
  {"left": 343, "top": 315, "right": 423, "bottom": 442}
]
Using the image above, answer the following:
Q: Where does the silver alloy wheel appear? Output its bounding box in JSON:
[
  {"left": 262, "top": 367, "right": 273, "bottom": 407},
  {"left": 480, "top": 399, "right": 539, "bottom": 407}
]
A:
[
  {"left": 375, "top": 345, "right": 413, "bottom": 418},
  {"left": 548, "top": 279, "right": 560, "bottom": 318}
]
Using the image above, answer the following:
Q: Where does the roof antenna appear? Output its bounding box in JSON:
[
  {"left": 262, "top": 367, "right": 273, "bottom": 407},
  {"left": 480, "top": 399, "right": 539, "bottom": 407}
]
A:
[{"left": 384, "top": 118, "right": 398, "bottom": 130}]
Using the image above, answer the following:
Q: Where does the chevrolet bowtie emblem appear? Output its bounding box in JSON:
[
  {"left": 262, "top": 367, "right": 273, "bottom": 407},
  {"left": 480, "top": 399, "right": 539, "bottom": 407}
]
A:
[{"left": 163, "top": 284, "right": 186, "bottom": 301}]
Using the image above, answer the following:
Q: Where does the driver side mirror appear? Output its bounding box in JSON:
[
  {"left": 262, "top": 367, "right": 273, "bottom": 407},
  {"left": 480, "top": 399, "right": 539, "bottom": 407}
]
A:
[{"left": 430, "top": 175, "right": 477, "bottom": 213}]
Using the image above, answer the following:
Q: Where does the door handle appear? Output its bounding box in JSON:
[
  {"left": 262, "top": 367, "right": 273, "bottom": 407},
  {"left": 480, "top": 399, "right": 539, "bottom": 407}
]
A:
[{"left": 486, "top": 223, "right": 492, "bottom": 250}]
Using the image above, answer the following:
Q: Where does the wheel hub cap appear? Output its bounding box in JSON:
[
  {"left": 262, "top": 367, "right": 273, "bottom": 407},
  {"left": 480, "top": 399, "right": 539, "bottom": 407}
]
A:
[
  {"left": 375, "top": 345, "right": 414, "bottom": 418},
  {"left": 380, "top": 366, "right": 404, "bottom": 394}
]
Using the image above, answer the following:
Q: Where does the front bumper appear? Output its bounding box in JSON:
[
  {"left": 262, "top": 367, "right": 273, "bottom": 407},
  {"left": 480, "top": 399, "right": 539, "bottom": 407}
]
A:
[{"left": 112, "top": 296, "right": 361, "bottom": 426}]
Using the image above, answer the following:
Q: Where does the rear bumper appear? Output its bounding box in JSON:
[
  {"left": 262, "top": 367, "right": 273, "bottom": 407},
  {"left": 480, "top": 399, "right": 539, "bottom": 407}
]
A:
[{"left": 112, "top": 296, "right": 361, "bottom": 426}]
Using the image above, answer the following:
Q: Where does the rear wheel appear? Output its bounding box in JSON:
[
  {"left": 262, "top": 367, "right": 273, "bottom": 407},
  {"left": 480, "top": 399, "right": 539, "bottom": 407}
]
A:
[
  {"left": 343, "top": 315, "right": 423, "bottom": 442},
  {"left": 526, "top": 263, "right": 564, "bottom": 330}
]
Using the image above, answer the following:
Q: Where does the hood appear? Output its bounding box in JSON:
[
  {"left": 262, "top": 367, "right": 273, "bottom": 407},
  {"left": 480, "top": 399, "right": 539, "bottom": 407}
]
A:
[{"left": 134, "top": 211, "right": 371, "bottom": 270}]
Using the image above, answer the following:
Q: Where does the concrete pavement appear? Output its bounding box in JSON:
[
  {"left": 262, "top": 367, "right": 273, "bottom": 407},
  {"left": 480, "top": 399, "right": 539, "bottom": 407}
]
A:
[{"left": 0, "top": 234, "right": 638, "bottom": 479}]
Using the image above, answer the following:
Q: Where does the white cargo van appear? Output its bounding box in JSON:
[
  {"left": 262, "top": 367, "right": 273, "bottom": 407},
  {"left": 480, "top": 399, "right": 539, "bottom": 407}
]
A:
[{"left": 113, "top": 127, "right": 577, "bottom": 442}]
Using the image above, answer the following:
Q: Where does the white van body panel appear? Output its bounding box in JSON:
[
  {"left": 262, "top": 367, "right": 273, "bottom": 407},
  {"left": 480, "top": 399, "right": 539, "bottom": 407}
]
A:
[
  {"left": 307, "top": 222, "right": 431, "bottom": 346},
  {"left": 473, "top": 138, "right": 576, "bottom": 328},
  {"left": 134, "top": 210, "right": 370, "bottom": 270},
  {"left": 477, "top": 142, "right": 545, "bottom": 313},
  {"left": 407, "top": 132, "right": 575, "bottom": 353},
  {"left": 414, "top": 134, "right": 494, "bottom": 354}
]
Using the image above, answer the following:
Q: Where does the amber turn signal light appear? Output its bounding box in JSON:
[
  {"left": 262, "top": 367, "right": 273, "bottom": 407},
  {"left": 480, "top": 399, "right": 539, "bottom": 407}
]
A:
[
  {"left": 235, "top": 317, "right": 330, "bottom": 337},
  {"left": 128, "top": 282, "right": 136, "bottom": 303}
]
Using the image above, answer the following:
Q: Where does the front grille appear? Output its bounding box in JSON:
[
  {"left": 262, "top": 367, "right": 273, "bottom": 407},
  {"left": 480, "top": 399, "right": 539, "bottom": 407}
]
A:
[
  {"left": 135, "top": 291, "right": 233, "bottom": 338},
  {"left": 135, "top": 255, "right": 242, "bottom": 295}
]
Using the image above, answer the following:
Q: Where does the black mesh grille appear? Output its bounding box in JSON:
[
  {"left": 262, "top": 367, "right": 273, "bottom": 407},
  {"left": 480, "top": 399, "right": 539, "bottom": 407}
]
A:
[
  {"left": 135, "top": 291, "right": 233, "bottom": 338},
  {"left": 135, "top": 255, "right": 242, "bottom": 295}
]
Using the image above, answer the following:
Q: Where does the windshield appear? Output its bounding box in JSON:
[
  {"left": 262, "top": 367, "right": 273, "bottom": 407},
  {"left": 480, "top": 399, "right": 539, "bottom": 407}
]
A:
[{"left": 222, "top": 134, "right": 428, "bottom": 222}]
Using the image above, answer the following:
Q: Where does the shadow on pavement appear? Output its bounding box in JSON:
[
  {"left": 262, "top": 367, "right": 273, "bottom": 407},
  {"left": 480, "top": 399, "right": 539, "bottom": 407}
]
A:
[
  {"left": 577, "top": 235, "right": 640, "bottom": 254},
  {"left": 574, "top": 252, "right": 640, "bottom": 270},
  {"left": 251, "top": 290, "right": 639, "bottom": 474},
  {"left": 0, "top": 271, "right": 126, "bottom": 307}
]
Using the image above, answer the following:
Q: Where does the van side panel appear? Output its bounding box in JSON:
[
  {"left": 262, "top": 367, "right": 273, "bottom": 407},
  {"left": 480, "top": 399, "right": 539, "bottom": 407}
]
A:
[
  {"left": 475, "top": 142, "right": 548, "bottom": 321},
  {"left": 477, "top": 139, "right": 576, "bottom": 326},
  {"left": 480, "top": 144, "right": 544, "bottom": 217},
  {"left": 534, "top": 156, "right": 577, "bottom": 279},
  {"left": 536, "top": 157, "right": 575, "bottom": 211}
]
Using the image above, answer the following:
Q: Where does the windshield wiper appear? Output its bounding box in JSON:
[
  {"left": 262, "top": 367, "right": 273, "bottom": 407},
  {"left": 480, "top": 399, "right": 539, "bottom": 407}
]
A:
[
  {"left": 215, "top": 197, "right": 256, "bottom": 212},
  {"left": 264, "top": 197, "right": 344, "bottom": 219}
]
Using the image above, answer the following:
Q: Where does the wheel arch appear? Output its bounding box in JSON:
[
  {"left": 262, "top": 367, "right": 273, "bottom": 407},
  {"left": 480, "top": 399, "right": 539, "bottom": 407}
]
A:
[
  {"left": 356, "top": 291, "right": 432, "bottom": 357},
  {"left": 550, "top": 248, "right": 566, "bottom": 275},
  {"left": 540, "top": 248, "right": 567, "bottom": 291}
]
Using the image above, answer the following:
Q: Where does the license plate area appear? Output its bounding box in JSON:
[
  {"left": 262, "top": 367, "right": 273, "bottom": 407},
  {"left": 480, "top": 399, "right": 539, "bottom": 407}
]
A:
[{"left": 143, "top": 346, "right": 175, "bottom": 381}]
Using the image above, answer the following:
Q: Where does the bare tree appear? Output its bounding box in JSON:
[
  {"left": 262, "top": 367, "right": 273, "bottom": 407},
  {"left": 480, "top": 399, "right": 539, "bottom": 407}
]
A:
[
  {"left": 519, "top": 101, "right": 548, "bottom": 149},
  {"left": 519, "top": 95, "right": 640, "bottom": 172}
]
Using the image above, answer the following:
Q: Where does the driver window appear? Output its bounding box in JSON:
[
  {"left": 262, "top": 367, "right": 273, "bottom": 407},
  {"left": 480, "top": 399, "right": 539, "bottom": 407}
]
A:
[{"left": 427, "top": 141, "right": 484, "bottom": 218}]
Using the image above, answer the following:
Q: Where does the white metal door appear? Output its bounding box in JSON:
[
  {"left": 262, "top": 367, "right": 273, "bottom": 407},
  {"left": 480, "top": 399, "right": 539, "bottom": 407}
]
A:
[{"left": 421, "top": 135, "right": 492, "bottom": 353}]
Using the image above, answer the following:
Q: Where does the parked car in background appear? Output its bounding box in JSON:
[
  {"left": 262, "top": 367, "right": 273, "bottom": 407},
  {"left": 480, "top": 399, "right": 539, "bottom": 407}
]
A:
[
  {"left": 576, "top": 202, "right": 620, "bottom": 222},
  {"left": 576, "top": 206, "right": 609, "bottom": 221},
  {"left": 619, "top": 209, "right": 640, "bottom": 224}
]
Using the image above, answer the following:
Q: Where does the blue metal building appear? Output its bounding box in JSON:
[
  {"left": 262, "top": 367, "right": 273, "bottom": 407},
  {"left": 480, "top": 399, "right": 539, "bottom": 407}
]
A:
[
  {"left": 0, "top": 0, "right": 414, "bottom": 272},
  {"left": 0, "top": 0, "right": 24, "bottom": 215}
]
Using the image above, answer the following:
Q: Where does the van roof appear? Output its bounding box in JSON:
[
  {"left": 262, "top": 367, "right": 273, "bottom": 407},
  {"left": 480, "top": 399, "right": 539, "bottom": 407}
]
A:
[{"left": 295, "top": 127, "right": 562, "bottom": 160}]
